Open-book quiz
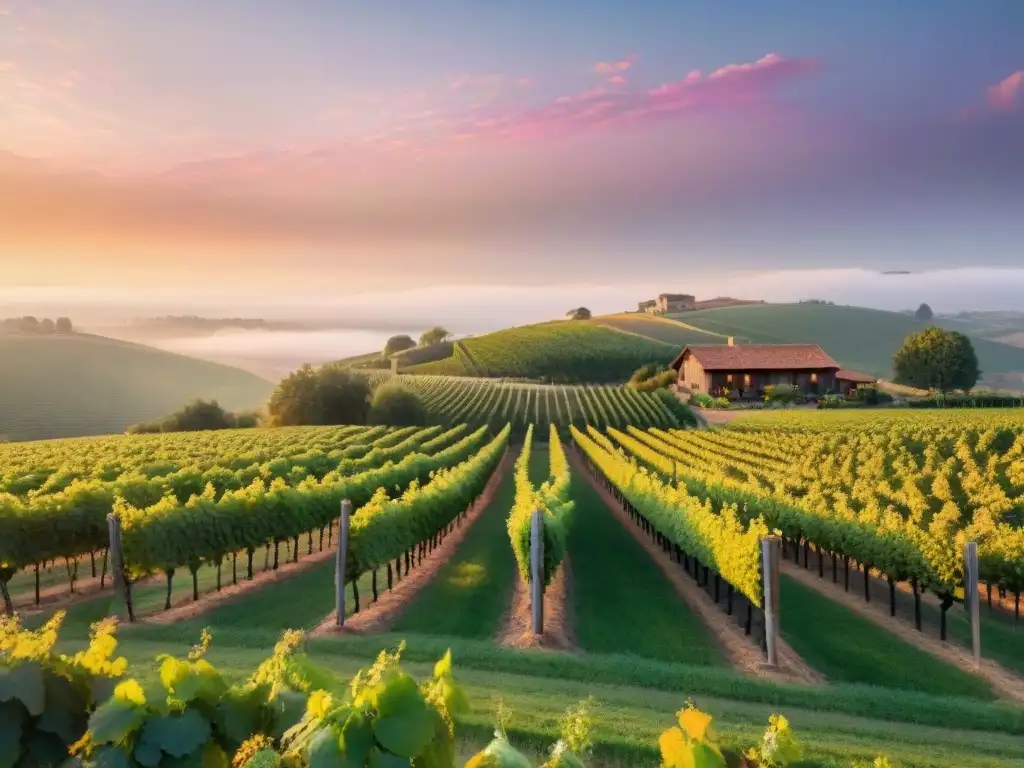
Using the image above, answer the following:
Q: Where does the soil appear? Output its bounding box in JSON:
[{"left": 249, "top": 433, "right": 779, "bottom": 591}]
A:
[
  {"left": 495, "top": 558, "right": 576, "bottom": 652},
  {"left": 782, "top": 561, "right": 1024, "bottom": 701},
  {"left": 312, "top": 450, "right": 511, "bottom": 636},
  {"left": 570, "top": 452, "right": 824, "bottom": 686},
  {"left": 144, "top": 544, "right": 340, "bottom": 625}
]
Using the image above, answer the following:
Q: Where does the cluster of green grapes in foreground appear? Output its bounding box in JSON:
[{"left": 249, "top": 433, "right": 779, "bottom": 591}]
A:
[{"left": 2, "top": 613, "right": 895, "bottom": 768}]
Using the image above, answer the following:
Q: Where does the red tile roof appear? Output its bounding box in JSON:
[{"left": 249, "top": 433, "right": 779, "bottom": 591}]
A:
[
  {"left": 835, "top": 369, "right": 877, "bottom": 383},
  {"left": 671, "top": 344, "right": 839, "bottom": 372}
]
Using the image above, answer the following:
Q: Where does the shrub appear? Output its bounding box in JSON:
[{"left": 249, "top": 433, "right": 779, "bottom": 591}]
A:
[
  {"left": 368, "top": 381, "right": 428, "bottom": 426},
  {"left": 691, "top": 392, "right": 714, "bottom": 408},
  {"left": 764, "top": 384, "right": 798, "bottom": 405}
]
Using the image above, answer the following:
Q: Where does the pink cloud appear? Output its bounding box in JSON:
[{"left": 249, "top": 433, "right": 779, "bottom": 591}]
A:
[
  {"left": 153, "top": 52, "right": 819, "bottom": 191},
  {"left": 467, "top": 52, "right": 818, "bottom": 144},
  {"left": 594, "top": 55, "right": 638, "bottom": 75},
  {"left": 986, "top": 70, "right": 1024, "bottom": 112}
]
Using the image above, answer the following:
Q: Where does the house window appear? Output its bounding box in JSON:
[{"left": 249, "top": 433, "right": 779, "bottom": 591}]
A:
[
  {"left": 810, "top": 372, "right": 818, "bottom": 383},
  {"left": 726, "top": 374, "right": 733, "bottom": 383},
  {"left": 743, "top": 374, "right": 751, "bottom": 386}
]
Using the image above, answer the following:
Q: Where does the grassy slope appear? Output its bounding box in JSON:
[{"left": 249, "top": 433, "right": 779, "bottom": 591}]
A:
[
  {"left": 390, "top": 455, "right": 518, "bottom": 638},
  {"left": 778, "top": 575, "right": 995, "bottom": 699},
  {"left": 0, "top": 333, "right": 273, "bottom": 441},
  {"left": 406, "top": 321, "right": 678, "bottom": 382},
  {"left": 567, "top": 461, "right": 724, "bottom": 666},
  {"left": 660, "top": 303, "right": 1024, "bottom": 381}
]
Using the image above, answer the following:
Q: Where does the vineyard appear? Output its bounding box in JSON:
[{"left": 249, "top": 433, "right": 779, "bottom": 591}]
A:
[
  {"left": 402, "top": 320, "right": 680, "bottom": 382},
  {"left": 3, "top": 413, "right": 1024, "bottom": 766},
  {"left": 363, "top": 372, "right": 687, "bottom": 432}
]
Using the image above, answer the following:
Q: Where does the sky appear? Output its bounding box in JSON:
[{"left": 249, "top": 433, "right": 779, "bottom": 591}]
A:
[{"left": 1, "top": 0, "right": 1023, "bottom": 293}]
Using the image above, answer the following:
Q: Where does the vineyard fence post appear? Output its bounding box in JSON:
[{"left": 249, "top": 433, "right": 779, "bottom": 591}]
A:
[
  {"left": 761, "top": 535, "right": 781, "bottom": 666},
  {"left": 106, "top": 513, "right": 130, "bottom": 623},
  {"left": 530, "top": 509, "right": 544, "bottom": 635},
  {"left": 964, "top": 540, "right": 981, "bottom": 669},
  {"left": 335, "top": 499, "right": 351, "bottom": 628}
]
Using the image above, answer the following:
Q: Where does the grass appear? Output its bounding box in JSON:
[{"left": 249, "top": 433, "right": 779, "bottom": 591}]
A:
[
  {"left": 68, "top": 633, "right": 1024, "bottom": 767},
  {"left": 778, "top": 574, "right": 996, "bottom": 699},
  {"left": 566, "top": 465, "right": 724, "bottom": 666},
  {"left": 591, "top": 313, "right": 725, "bottom": 347},
  {"left": 389, "top": 457, "right": 518, "bottom": 638},
  {"left": 0, "top": 332, "right": 273, "bottom": 441}
]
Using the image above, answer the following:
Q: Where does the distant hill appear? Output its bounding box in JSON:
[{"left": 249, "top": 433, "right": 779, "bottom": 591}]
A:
[
  {"left": 0, "top": 333, "right": 274, "bottom": 441},
  {"left": 403, "top": 320, "right": 678, "bottom": 382}
]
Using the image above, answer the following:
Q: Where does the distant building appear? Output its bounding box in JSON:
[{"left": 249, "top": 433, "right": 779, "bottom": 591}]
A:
[
  {"left": 637, "top": 299, "right": 657, "bottom": 312},
  {"left": 655, "top": 293, "right": 696, "bottom": 313}
]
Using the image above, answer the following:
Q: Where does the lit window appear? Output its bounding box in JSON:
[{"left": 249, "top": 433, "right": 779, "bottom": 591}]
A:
[
  {"left": 743, "top": 374, "right": 751, "bottom": 386},
  {"left": 726, "top": 374, "right": 733, "bottom": 383},
  {"left": 810, "top": 372, "right": 818, "bottom": 383}
]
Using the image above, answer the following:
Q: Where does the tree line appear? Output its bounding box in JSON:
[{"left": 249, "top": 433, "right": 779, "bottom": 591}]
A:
[{"left": 1, "top": 316, "right": 74, "bottom": 334}]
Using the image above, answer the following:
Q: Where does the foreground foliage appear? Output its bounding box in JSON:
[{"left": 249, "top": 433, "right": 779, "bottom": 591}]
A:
[{"left": 0, "top": 619, "right": 904, "bottom": 768}]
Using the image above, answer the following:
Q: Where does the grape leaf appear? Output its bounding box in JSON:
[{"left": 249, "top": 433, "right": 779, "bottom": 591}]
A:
[
  {"left": 86, "top": 745, "right": 133, "bottom": 768},
  {"left": 270, "top": 691, "right": 308, "bottom": 740},
  {"left": 89, "top": 699, "right": 146, "bottom": 746},
  {"left": 307, "top": 727, "right": 345, "bottom": 768},
  {"left": 368, "top": 747, "right": 411, "bottom": 768},
  {"left": 0, "top": 702, "right": 26, "bottom": 768},
  {"left": 373, "top": 706, "right": 434, "bottom": 760},
  {"left": 133, "top": 736, "right": 164, "bottom": 768},
  {"left": 338, "top": 710, "right": 374, "bottom": 767},
  {"left": 215, "top": 688, "right": 265, "bottom": 748},
  {"left": 0, "top": 662, "right": 46, "bottom": 717},
  {"left": 136, "top": 710, "right": 212, "bottom": 759}
]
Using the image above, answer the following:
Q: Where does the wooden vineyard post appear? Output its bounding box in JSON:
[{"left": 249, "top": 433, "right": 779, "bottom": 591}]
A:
[
  {"left": 106, "top": 513, "right": 131, "bottom": 623},
  {"left": 761, "top": 535, "right": 781, "bottom": 666},
  {"left": 964, "top": 540, "right": 981, "bottom": 669},
  {"left": 335, "top": 499, "right": 351, "bottom": 628},
  {"left": 530, "top": 509, "right": 544, "bottom": 635}
]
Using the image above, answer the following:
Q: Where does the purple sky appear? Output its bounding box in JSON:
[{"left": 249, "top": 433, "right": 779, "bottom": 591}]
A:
[{"left": 1, "top": 0, "right": 1022, "bottom": 290}]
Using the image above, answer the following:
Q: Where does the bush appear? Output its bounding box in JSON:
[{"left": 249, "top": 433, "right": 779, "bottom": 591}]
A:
[
  {"left": 127, "top": 399, "right": 260, "bottom": 434},
  {"left": 368, "top": 381, "right": 428, "bottom": 426},
  {"left": 818, "top": 394, "right": 843, "bottom": 409},
  {"left": 691, "top": 392, "right": 714, "bottom": 408},
  {"left": 764, "top": 384, "right": 798, "bottom": 405}
]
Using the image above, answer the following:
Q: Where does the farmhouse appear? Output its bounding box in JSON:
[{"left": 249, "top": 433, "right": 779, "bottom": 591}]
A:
[
  {"left": 670, "top": 340, "right": 876, "bottom": 398},
  {"left": 638, "top": 293, "right": 696, "bottom": 313}
]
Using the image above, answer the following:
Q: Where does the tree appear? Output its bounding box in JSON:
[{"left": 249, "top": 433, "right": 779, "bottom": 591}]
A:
[
  {"left": 419, "top": 326, "right": 451, "bottom": 347},
  {"left": 163, "top": 399, "right": 235, "bottom": 431},
  {"left": 566, "top": 307, "right": 592, "bottom": 320},
  {"left": 893, "top": 327, "right": 980, "bottom": 392},
  {"left": 383, "top": 334, "right": 416, "bottom": 358},
  {"left": 367, "top": 381, "right": 428, "bottom": 427},
  {"left": 915, "top": 303, "right": 934, "bottom": 322},
  {"left": 20, "top": 316, "right": 39, "bottom": 333},
  {"left": 39, "top": 318, "right": 56, "bottom": 334},
  {"left": 55, "top": 317, "right": 73, "bottom": 334},
  {"left": 316, "top": 365, "right": 372, "bottom": 424},
  {"left": 266, "top": 364, "right": 371, "bottom": 426}
]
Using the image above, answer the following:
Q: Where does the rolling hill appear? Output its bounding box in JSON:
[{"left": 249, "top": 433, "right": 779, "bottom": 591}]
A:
[
  {"left": 390, "top": 304, "right": 1024, "bottom": 390},
  {"left": 0, "top": 333, "right": 275, "bottom": 441},
  {"left": 403, "top": 320, "right": 678, "bottom": 382}
]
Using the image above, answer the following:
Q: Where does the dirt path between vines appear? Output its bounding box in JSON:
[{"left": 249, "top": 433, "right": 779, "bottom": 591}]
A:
[
  {"left": 570, "top": 453, "right": 823, "bottom": 686},
  {"left": 782, "top": 562, "right": 1024, "bottom": 701},
  {"left": 145, "top": 543, "right": 340, "bottom": 625},
  {"left": 313, "top": 450, "right": 511, "bottom": 636},
  {"left": 495, "top": 558, "right": 576, "bottom": 651}
]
